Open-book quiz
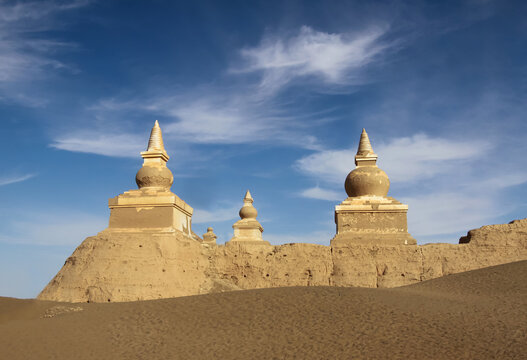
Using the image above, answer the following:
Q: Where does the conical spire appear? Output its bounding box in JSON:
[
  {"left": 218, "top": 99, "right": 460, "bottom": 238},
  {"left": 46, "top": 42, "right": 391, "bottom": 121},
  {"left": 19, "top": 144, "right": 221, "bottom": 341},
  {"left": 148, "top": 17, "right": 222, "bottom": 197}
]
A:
[
  {"left": 140, "top": 120, "right": 169, "bottom": 163},
  {"left": 147, "top": 120, "right": 166, "bottom": 152},
  {"left": 354, "top": 128, "right": 378, "bottom": 166},
  {"left": 356, "top": 128, "right": 374, "bottom": 156},
  {"left": 244, "top": 190, "right": 253, "bottom": 204}
]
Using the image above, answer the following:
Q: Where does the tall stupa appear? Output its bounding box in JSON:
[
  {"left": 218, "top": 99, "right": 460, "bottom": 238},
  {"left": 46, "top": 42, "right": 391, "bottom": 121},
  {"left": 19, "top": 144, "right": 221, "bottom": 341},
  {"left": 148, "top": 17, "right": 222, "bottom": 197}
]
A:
[
  {"left": 331, "top": 129, "right": 416, "bottom": 246},
  {"left": 107, "top": 120, "right": 193, "bottom": 235},
  {"left": 38, "top": 121, "right": 206, "bottom": 303}
]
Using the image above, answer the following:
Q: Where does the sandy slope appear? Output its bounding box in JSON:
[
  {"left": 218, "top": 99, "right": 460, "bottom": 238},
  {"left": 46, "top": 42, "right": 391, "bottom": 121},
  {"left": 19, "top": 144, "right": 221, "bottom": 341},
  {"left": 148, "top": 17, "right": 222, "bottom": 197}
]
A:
[{"left": 1, "top": 261, "right": 526, "bottom": 360}]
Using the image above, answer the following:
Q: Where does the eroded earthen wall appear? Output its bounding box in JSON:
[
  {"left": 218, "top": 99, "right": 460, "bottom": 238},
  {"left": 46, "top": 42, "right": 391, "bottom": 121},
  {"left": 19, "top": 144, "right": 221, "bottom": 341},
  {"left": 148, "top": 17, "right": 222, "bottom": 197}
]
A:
[
  {"left": 205, "top": 219, "right": 527, "bottom": 292},
  {"left": 38, "top": 219, "right": 527, "bottom": 302}
]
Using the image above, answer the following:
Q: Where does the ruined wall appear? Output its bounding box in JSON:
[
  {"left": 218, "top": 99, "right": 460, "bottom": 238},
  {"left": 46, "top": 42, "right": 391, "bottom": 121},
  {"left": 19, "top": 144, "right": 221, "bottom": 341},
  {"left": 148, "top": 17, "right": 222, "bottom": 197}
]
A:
[
  {"left": 38, "top": 231, "right": 209, "bottom": 303},
  {"left": 39, "top": 219, "right": 527, "bottom": 303}
]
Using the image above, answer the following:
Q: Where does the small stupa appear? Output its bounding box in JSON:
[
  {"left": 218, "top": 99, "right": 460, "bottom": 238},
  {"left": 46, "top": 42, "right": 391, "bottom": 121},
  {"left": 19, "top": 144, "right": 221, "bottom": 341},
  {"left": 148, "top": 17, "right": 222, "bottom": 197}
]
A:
[
  {"left": 202, "top": 227, "right": 217, "bottom": 245},
  {"left": 107, "top": 120, "right": 193, "bottom": 235},
  {"left": 331, "top": 129, "right": 416, "bottom": 246},
  {"left": 228, "top": 190, "right": 270, "bottom": 245}
]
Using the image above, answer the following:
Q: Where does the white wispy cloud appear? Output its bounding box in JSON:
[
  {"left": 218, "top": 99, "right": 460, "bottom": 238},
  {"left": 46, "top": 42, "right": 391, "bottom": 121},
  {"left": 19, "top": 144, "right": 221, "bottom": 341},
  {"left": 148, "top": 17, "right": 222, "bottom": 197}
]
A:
[
  {"left": 50, "top": 132, "right": 145, "bottom": 157},
  {"left": 0, "top": 0, "right": 90, "bottom": 22},
  {"left": 67, "top": 87, "right": 325, "bottom": 156},
  {"left": 0, "top": 0, "right": 89, "bottom": 105},
  {"left": 192, "top": 205, "right": 240, "bottom": 224},
  {"left": 299, "top": 186, "right": 342, "bottom": 201},
  {"left": 152, "top": 94, "right": 323, "bottom": 149},
  {"left": 54, "top": 24, "right": 394, "bottom": 155},
  {"left": 0, "top": 173, "right": 36, "bottom": 186},
  {"left": 237, "top": 25, "right": 392, "bottom": 95},
  {"left": 401, "top": 192, "right": 497, "bottom": 239}
]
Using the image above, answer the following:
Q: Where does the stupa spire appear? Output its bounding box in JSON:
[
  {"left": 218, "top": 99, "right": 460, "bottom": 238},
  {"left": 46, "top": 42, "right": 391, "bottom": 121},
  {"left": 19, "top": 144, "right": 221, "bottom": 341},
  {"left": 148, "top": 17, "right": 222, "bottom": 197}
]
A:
[
  {"left": 244, "top": 190, "right": 253, "bottom": 203},
  {"left": 147, "top": 120, "right": 166, "bottom": 152},
  {"left": 140, "top": 120, "right": 169, "bottom": 164},
  {"left": 355, "top": 128, "right": 378, "bottom": 166},
  {"left": 357, "top": 128, "right": 374, "bottom": 155}
]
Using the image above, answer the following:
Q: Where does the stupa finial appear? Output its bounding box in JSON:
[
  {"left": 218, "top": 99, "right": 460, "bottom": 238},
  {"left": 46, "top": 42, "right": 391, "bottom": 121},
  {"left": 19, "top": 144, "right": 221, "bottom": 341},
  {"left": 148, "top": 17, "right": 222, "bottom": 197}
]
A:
[
  {"left": 244, "top": 190, "right": 253, "bottom": 203},
  {"left": 147, "top": 120, "right": 166, "bottom": 152},
  {"left": 355, "top": 128, "right": 378, "bottom": 166}
]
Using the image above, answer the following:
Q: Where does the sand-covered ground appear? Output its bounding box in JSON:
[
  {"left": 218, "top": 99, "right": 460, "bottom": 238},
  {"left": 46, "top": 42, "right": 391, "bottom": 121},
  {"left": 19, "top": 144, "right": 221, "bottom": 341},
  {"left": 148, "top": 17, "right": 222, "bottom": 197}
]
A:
[{"left": 1, "top": 261, "right": 526, "bottom": 359}]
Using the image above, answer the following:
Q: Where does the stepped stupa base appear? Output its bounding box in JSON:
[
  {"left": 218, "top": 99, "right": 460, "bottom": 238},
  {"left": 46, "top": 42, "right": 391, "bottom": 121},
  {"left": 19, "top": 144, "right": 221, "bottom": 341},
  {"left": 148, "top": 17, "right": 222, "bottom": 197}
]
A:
[
  {"left": 108, "top": 188, "right": 193, "bottom": 236},
  {"left": 333, "top": 195, "right": 416, "bottom": 246}
]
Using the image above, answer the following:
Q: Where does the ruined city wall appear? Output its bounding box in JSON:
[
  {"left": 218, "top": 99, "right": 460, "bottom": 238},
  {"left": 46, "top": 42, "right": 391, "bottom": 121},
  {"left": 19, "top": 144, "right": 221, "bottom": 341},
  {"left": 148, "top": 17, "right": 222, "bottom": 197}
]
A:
[{"left": 38, "top": 219, "right": 527, "bottom": 303}]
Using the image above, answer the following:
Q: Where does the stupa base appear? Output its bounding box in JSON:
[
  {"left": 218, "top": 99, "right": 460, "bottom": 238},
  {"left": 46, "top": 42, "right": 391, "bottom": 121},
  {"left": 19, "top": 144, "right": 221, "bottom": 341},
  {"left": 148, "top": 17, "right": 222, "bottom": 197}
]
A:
[{"left": 108, "top": 189, "right": 193, "bottom": 236}]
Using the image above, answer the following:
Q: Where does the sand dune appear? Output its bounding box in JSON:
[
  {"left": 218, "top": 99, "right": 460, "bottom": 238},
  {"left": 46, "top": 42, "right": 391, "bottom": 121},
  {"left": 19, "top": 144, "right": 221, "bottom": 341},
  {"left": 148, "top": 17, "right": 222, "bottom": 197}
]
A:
[{"left": 1, "top": 261, "right": 526, "bottom": 359}]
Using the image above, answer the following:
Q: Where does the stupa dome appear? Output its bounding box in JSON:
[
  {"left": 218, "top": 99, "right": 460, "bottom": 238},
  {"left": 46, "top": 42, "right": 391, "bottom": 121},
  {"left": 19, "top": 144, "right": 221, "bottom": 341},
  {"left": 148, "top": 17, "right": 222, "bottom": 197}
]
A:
[
  {"left": 136, "top": 165, "right": 173, "bottom": 190},
  {"left": 344, "top": 128, "right": 390, "bottom": 198},
  {"left": 345, "top": 166, "right": 390, "bottom": 197}
]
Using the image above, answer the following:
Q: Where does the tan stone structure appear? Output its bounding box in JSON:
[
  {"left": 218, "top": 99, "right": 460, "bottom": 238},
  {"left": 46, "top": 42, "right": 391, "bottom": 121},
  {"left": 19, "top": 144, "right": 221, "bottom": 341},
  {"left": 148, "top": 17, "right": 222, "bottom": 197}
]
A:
[
  {"left": 228, "top": 190, "right": 270, "bottom": 245},
  {"left": 107, "top": 121, "right": 193, "bottom": 235},
  {"left": 332, "top": 129, "right": 416, "bottom": 246},
  {"left": 37, "top": 122, "right": 527, "bottom": 303},
  {"left": 202, "top": 227, "right": 217, "bottom": 245}
]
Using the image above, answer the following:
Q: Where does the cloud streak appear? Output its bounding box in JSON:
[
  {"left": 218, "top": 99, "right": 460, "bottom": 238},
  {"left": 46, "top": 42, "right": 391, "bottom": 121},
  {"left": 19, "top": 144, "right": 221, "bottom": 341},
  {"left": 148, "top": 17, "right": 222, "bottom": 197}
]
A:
[
  {"left": 0, "top": 173, "right": 36, "bottom": 186},
  {"left": 192, "top": 205, "right": 240, "bottom": 224},
  {"left": 54, "top": 25, "right": 394, "bottom": 155},
  {"left": 51, "top": 132, "right": 145, "bottom": 158},
  {"left": 237, "top": 25, "right": 392, "bottom": 95},
  {"left": 0, "top": 0, "right": 89, "bottom": 105},
  {"left": 299, "top": 186, "right": 341, "bottom": 201}
]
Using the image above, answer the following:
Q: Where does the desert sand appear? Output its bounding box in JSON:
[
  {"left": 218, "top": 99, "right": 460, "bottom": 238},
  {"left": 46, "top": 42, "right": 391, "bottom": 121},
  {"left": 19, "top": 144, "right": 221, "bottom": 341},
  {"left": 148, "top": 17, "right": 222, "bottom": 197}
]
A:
[{"left": 1, "top": 261, "right": 526, "bottom": 359}]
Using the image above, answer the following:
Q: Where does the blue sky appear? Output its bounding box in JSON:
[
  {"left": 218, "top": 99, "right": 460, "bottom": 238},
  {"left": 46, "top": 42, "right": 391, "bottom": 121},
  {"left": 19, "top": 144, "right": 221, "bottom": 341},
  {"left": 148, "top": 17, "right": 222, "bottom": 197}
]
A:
[{"left": 1, "top": 0, "right": 526, "bottom": 298}]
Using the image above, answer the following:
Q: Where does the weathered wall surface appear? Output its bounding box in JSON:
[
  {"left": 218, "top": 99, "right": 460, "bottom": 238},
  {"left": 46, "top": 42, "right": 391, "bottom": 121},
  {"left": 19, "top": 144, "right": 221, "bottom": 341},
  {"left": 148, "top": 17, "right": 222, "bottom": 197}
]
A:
[
  {"left": 38, "top": 219, "right": 527, "bottom": 303},
  {"left": 38, "top": 231, "right": 209, "bottom": 303}
]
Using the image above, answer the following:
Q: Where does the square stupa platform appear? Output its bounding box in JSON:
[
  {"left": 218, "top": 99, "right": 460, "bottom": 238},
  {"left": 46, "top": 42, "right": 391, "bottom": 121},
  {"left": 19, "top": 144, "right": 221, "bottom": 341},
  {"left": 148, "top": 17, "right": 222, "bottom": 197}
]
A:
[
  {"left": 107, "top": 188, "right": 193, "bottom": 235},
  {"left": 331, "top": 196, "right": 416, "bottom": 246}
]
